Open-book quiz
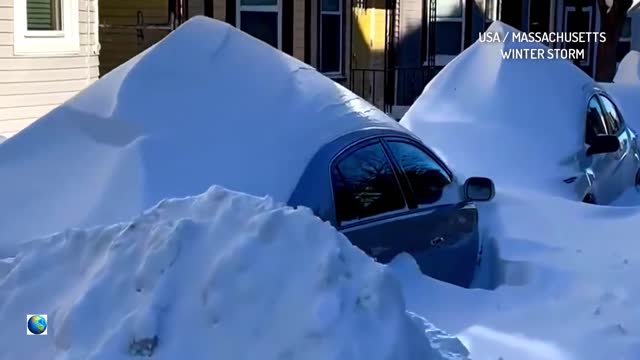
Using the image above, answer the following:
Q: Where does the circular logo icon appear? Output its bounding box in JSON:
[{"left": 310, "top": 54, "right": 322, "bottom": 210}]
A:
[{"left": 27, "top": 315, "right": 47, "bottom": 335}]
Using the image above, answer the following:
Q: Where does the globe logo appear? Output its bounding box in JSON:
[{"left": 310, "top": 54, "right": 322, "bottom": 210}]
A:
[{"left": 26, "top": 314, "right": 47, "bottom": 335}]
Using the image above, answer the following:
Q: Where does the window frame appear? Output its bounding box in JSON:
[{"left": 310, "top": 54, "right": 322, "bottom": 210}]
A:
[
  {"left": 563, "top": 6, "right": 593, "bottom": 67},
  {"left": 428, "top": 0, "right": 465, "bottom": 67},
  {"left": 381, "top": 137, "right": 454, "bottom": 208},
  {"left": 236, "top": 0, "right": 283, "bottom": 49},
  {"left": 319, "top": 0, "right": 345, "bottom": 76},
  {"left": 585, "top": 95, "right": 609, "bottom": 145},
  {"left": 13, "top": 0, "right": 80, "bottom": 55},
  {"left": 597, "top": 94, "right": 625, "bottom": 136},
  {"left": 330, "top": 137, "right": 409, "bottom": 227}
]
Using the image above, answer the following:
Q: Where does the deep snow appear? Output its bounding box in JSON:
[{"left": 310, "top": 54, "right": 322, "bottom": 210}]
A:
[
  {"left": 0, "top": 16, "right": 406, "bottom": 244},
  {"left": 0, "top": 186, "right": 469, "bottom": 360},
  {"left": 390, "top": 186, "right": 640, "bottom": 360}
]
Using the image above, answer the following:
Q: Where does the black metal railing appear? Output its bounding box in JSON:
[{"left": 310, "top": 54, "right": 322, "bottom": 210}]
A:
[{"left": 349, "top": 66, "right": 440, "bottom": 113}]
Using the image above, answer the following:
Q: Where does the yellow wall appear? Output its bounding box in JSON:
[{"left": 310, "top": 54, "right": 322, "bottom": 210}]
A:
[{"left": 351, "top": 5, "right": 388, "bottom": 107}]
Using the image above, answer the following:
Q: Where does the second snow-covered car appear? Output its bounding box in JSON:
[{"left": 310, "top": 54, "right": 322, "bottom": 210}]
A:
[
  {"left": 0, "top": 17, "right": 494, "bottom": 288},
  {"left": 401, "top": 21, "right": 640, "bottom": 205},
  {"left": 573, "top": 85, "right": 640, "bottom": 204}
]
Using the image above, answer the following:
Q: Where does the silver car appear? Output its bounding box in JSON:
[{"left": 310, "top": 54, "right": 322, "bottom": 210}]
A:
[
  {"left": 289, "top": 127, "right": 495, "bottom": 288},
  {"left": 568, "top": 86, "right": 640, "bottom": 204}
]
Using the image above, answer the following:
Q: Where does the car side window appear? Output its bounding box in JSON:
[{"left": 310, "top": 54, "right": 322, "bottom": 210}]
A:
[
  {"left": 386, "top": 140, "right": 452, "bottom": 206},
  {"left": 598, "top": 95, "right": 623, "bottom": 135},
  {"left": 332, "top": 141, "right": 406, "bottom": 224},
  {"left": 586, "top": 96, "right": 608, "bottom": 145}
]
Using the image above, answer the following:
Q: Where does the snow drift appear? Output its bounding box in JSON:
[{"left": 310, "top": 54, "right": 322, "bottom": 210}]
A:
[
  {"left": 0, "top": 186, "right": 469, "bottom": 360},
  {"left": 613, "top": 50, "right": 640, "bottom": 84},
  {"left": 392, "top": 184, "right": 640, "bottom": 360},
  {"left": 400, "top": 21, "right": 596, "bottom": 197},
  {"left": 0, "top": 16, "right": 405, "bottom": 244}
]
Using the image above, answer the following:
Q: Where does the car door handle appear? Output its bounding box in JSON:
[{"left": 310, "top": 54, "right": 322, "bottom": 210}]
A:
[{"left": 430, "top": 236, "right": 445, "bottom": 247}]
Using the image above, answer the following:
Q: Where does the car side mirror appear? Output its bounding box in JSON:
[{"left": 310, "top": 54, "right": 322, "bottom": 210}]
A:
[
  {"left": 463, "top": 177, "right": 495, "bottom": 202},
  {"left": 587, "top": 135, "right": 620, "bottom": 156}
]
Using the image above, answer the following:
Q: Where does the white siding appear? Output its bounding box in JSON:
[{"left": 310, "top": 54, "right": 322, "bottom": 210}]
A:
[{"left": 0, "top": 0, "right": 100, "bottom": 138}]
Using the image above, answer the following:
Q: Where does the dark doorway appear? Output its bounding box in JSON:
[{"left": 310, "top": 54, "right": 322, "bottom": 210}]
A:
[
  {"left": 500, "top": 0, "right": 523, "bottom": 30},
  {"left": 529, "top": 0, "right": 551, "bottom": 33}
]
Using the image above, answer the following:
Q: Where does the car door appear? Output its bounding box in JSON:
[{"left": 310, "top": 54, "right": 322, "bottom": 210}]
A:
[
  {"left": 577, "top": 95, "right": 620, "bottom": 203},
  {"left": 596, "top": 94, "right": 637, "bottom": 201},
  {"left": 331, "top": 137, "right": 480, "bottom": 288}
]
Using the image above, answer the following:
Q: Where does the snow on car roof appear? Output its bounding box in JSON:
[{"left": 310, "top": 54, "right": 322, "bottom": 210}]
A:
[
  {"left": 400, "top": 21, "right": 596, "bottom": 189},
  {"left": 614, "top": 50, "right": 640, "bottom": 84},
  {"left": 0, "top": 16, "right": 404, "bottom": 243}
]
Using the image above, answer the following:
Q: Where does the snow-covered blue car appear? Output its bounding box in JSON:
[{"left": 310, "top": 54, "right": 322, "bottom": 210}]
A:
[{"left": 0, "top": 17, "right": 494, "bottom": 288}]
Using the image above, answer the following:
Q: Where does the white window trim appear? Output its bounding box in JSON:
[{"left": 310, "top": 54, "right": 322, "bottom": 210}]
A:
[
  {"left": 13, "top": 0, "right": 80, "bottom": 56},
  {"left": 236, "top": 1, "right": 282, "bottom": 49},
  {"left": 564, "top": 6, "right": 593, "bottom": 67},
  {"left": 320, "top": 0, "right": 343, "bottom": 76}
]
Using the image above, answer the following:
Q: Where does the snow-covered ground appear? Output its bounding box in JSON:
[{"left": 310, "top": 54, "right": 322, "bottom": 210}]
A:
[
  {"left": 0, "top": 186, "right": 469, "bottom": 360},
  {"left": 398, "top": 22, "right": 640, "bottom": 359},
  {"left": 391, "top": 185, "right": 640, "bottom": 360}
]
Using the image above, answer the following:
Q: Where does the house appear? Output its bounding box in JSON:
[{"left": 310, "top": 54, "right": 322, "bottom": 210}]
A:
[
  {"left": 497, "top": 0, "right": 634, "bottom": 78},
  {"left": 98, "top": 0, "right": 354, "bottom": 81},
  {"left": 631, "top": 0, "right": 640, "bottom": 51},
  {"left": 0, "top": 0, "right": 99, "bottom": 138}
]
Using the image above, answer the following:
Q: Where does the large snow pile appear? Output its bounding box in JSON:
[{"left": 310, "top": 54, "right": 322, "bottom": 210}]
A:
[
  {"left": 400, "top": 21, "right": 595, "bottom": 197},
  {"left": 613, "top": 50, "right": 640, "bottom": 84},
  {"left": 0, "top": 16, "right": 404, "bottom": 244},
  {"left": 0, "top": 186, "right": 469, "bottom": 360}
]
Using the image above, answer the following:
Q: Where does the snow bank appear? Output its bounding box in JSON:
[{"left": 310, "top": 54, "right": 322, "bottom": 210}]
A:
[
  {"left": 400, "top": 21, "right": 594, "bottom": 195},
  {"left": 613, "top": 50, "right": 640, "bottom": 84},
  {"left": 0, "top": 186, "right": 468, "bottom": 360},
  {"left": 393, "top": 186, "right": 640, "bottom": 360},
  {"left": 0, "top": 16, "right": 404, "bottom": 244}
]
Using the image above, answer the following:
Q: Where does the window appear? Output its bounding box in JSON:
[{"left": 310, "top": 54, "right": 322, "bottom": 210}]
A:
[
  {"left": 433, "top": 0, "right": 464, "bottom": 66},
  {"left": 386, "top": 141, "right": 452, "bottom": 206},
  {"left": 436, "top": 0, "right": 462, "bottom": 18},
  {"left": 564, "top": 6, "right": 593, "bottom": 67},
  {"left": 237, "top": 0, "right": 281, "bottom": 49},
  {"left": 320, "top": 0, "right": 343, "bottom": 74},
  {"left": 586, "top": 96, "right": 608, "bottom": 145},
  {"left": 13, "top": 0, "right": 80, "bottom": 55},
  {"left": 27, "top": 0, "right": 61, "bottom": 30},
  {"left": 332, "top": 142, "right": 406, "bottom": 224},
  {"left": 598, "top": 95, "right": 623, "bottom": 135}
]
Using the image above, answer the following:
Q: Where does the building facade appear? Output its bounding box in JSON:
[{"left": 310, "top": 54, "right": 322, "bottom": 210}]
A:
[{"left": 0, "top": 0, "right": 100, "bottom": 138}]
